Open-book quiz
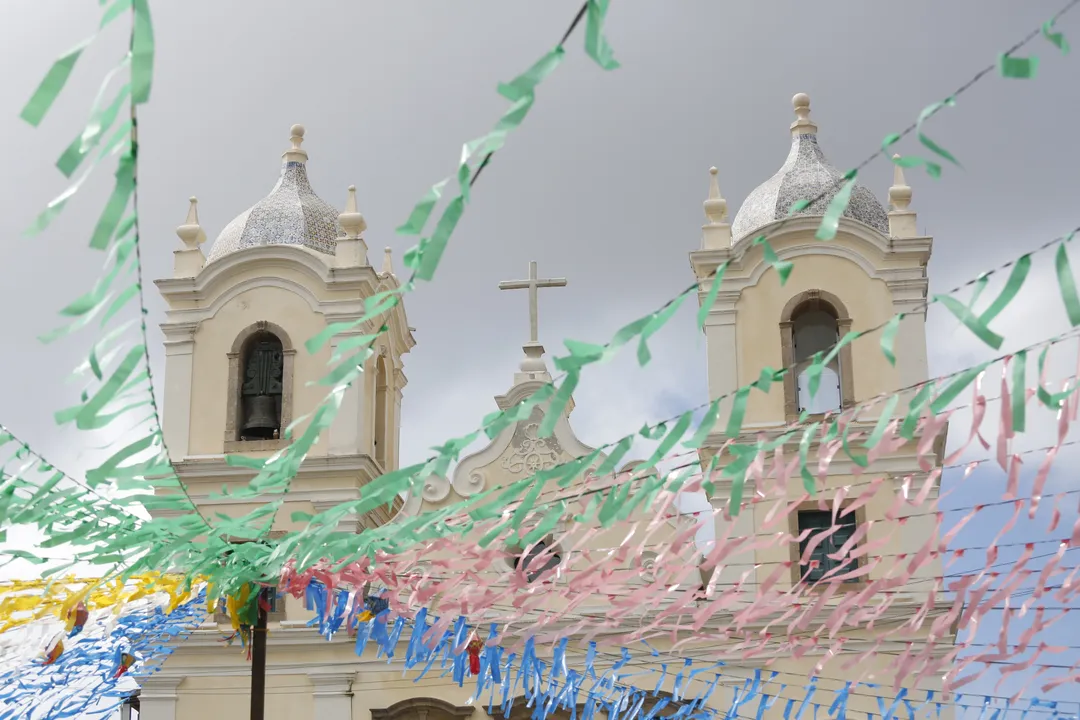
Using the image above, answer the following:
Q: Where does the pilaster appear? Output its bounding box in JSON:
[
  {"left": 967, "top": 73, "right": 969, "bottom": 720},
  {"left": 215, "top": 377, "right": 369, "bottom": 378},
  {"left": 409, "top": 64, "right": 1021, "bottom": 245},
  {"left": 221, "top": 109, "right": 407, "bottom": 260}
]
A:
[
  {"left": 161, "top": 322, "right": 198, "bottom": 462},
  {"left": 327, "top": 332, "right": 370, "bottom": 456},
  {"left": 309, "top": 671, "right": 354, "bottom": 719},
  {"left": 137, "top": 676, "right": 182, "bottom": 720}
]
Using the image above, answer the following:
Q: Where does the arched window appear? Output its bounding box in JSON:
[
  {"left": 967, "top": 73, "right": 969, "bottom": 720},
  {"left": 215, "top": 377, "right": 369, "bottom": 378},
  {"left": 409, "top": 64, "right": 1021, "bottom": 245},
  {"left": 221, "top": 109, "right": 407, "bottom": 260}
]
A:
[
  {"left": 792, "top": 305, "right": 842, "bottom": 414},
  {"left": 373, "top": 355, "right": 390, "bottom": 468},
  {"left": 238, "top": 332, "right": 284, "bottom": 440},
  {"left": 371, "top": 698, "right": 474, "bottom": 720},
  {"left": 511, "top": 536, "right": 562, "bottom": 583},
  {"left": 779, "top": 291, "right": 855, "bottom": 421},
  {"left": 224, "top": 321, "right": 295, "bottom": 452}
]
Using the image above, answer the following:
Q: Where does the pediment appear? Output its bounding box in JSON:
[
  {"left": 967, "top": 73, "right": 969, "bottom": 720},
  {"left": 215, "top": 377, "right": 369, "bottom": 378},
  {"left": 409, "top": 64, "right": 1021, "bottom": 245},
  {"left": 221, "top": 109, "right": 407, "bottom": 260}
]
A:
[{"left": 418, "top": 399, "right": 605, "bottom": 507}]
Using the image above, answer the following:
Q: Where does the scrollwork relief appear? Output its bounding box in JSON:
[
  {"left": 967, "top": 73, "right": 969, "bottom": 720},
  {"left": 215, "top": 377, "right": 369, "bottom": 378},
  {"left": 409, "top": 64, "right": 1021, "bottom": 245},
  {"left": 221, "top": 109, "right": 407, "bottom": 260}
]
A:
[
  {"left": 452, "top": 468, "right": 486, "bottom": 497},
  {"left": 640, "top": 551, "right": 659, "bottom": 583},
  {"left": 421, "top": 475, "right": 451, "bottom": 503},
  {"left": 501, "top": 407, "right": 565, "bottom": 475}
]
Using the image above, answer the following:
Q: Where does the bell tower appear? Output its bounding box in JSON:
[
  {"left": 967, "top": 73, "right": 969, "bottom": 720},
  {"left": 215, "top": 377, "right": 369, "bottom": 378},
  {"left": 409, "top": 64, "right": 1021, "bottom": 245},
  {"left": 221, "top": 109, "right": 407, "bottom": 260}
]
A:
[
  {"left": 687, "top": 94, "right": 953, "bottom": 697},
  {"left": 154, "top": 124, "right": 414, "bottom": 532}
]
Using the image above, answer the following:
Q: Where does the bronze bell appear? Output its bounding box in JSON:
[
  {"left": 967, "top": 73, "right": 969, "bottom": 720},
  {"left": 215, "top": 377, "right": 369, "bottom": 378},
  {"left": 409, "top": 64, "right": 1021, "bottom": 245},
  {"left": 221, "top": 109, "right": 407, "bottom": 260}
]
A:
[{"left": 242, "top": 395, "right": 278, "bottom": 437}]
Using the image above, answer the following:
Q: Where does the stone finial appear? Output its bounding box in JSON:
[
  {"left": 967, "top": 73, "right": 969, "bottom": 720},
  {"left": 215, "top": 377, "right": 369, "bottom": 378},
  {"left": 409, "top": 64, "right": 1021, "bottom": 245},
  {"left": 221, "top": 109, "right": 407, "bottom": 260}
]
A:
[
  {"left": 703, "top": 167, "right": 727, "bottom": 224},
  {"left": 888, "top": 154, "right": 918, "bottom": 238},
  {"left": 339, "top": 185, "right": 367, "bottom": 239},
  {"left": 283, "top": 123, "right": 308, "bottom": 163},
  {"left": 791, "top": 92, "right": 818, "bottom": 135},
  {"left": 173, "top": 196, "right": 206, "bottom": 277},
  {"left": 888, "top": 154, "right": 913, "bottom": 211},
  {"left": 700, "top": 167, "right": 732, "bottom": 250},
  {"left": 175, "top": 196, "right": 206, "bottom": 249},
  {"left": 382, "top": 246, "right": 395, "bottom": 276}
]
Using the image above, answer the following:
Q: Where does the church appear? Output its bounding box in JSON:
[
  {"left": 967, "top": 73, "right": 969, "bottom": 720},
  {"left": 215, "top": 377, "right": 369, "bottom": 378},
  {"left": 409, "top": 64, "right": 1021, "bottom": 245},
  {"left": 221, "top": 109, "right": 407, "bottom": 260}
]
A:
[{"left": 140, "top": 93, "right": 954, "bottom": 719}]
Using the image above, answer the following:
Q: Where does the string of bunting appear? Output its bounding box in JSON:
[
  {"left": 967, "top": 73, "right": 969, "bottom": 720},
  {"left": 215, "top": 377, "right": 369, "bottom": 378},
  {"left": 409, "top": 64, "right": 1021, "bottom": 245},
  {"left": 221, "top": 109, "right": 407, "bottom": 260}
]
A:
[
  {"left": 4, "top": 0, "right": 1075, "bottom": 643},
  {"left": 7, "top": 0, "right": 622, "bottom": 591},
  {"left": 0, "top": 590, "right": 206, "bottom": 720},
  {"left": 8, "top": 0, "right": 1071, "bottom": 578},
  {"left": 5, "top": 4, "right": 1080, "bottom": 714}
]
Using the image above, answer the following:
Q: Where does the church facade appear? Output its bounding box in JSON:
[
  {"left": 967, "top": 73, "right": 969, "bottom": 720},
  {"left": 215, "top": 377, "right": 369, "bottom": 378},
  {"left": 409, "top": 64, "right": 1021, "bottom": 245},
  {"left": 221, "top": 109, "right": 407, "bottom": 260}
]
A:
[{"left": 141, "top": 95, "right": 953, "bottom": 719}]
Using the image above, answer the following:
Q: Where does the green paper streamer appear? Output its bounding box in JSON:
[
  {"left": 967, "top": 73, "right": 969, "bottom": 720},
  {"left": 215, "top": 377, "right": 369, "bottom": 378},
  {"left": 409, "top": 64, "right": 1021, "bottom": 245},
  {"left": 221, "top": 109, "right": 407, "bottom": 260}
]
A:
[
  {"left": 642, "top": 411, "right": 693, "bottom": 468},
  {"left": 753, "top": 236, "right": 793, "bottom": 285},
  {"left": 538, "top": 370, "right": 579, "bottom": 439},
  {"left": 930, "top": 364, "right": 988, "bottom": 415},
  {"left": 1035, "top": 346, "right": 1075, "bottom": 409},
  {"left": 56, "top": 345, "right": 144, "bottom": 430},
  {"left": 934, "top": 294, "right": 1004, "bottom": 349},
  {"left": 840, "top": 419, "right": 869, "bottom": 469},
  {"left": 900, "top": 383, "right": 934, "bottom": 439},
  {"left": 637, "top": 291, "right": 690, "bottom": 366},
  {"left": 696, "top": 262, "right": 728, "bottom": 330},
  {"left": 683, "top": 399, "right": 721, "bottom": 450},
  {"left": 787, "top": 199, "right": 812, "bottom": 215},
  {"left": 593, "top": 436, "right": 633, "bottom": 477},
  {"left": 396, "top": 180, "right": 449, "bottom": 236},
  {"left": 1055, "top": 243, "right": 1080, "bottom": 326},
  {"left": 916, "top": 97, "right": 961, "bottom": 174},
  {"left": 998, "top": 53, "right": 1040, "bottom": 79},
  {"left": 880, "top": 314, "right": 903, "bottom": 366},
  {"left": 414, "top": 196, "right": 465, "bottom": 282},
  {"left": 499, "top": 48, "right": 566, "bottom": 101},
  {"left": 90, "top": 155, "right": 135, "bottom": 250},
  {"left": 101, "top": 0, "right": 133, "bottom": 28},
  {"left": 815, "top": 170, "right": 857, "bottom": 241},
  {"left": 979, "top": 254, "right": 1031, "bottom": 326},
  {"left": 722, "top": 443, "right": 756, "bottom": 512},
  {"left": 57, "top": 77, "right": 131, "bottom": 178},
  {"left": 584, "top": 0, "right": 620, "bottom": 70},
  {"left": 130, "top": 0, "right": 154, "bottom": 104},
  {"left": 1043, "top": 18, "right": 1071, "bottom": 54},
  {"left": 20, "top": 37, "right": 96, "bottom": 127},
  {"left": 724, "top": 387, "right": 750, "bottom": 439},
  {"left": 1011, "top": 350, "right": 1027, "bottom": 433}
]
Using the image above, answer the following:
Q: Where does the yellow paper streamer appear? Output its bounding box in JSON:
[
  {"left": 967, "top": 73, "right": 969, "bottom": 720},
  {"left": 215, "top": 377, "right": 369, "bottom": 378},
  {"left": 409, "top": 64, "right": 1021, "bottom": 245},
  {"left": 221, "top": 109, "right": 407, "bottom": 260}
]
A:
[{"left": 0, "top": 572, "right": 204, "bottom": 633}]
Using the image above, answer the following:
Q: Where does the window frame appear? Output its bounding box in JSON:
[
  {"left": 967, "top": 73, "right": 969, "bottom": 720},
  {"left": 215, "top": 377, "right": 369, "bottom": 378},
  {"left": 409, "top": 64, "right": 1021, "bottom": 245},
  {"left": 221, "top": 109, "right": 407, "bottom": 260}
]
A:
[
  {"left": 223, "top": 321, "right": 296, "bottom": 454},
  {"left": 779, "top": 290, "right": 855, "bottom": 423},
  {"left": 788, "top": 501, "right": 867, "bottom": 589},
  {"left": 510, "top": 535, "right": 563, "bottom": 584}
]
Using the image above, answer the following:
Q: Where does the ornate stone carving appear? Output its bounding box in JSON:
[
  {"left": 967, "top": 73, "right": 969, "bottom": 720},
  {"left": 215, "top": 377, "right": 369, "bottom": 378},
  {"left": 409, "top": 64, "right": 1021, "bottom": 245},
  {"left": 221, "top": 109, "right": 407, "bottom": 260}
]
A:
[
  {"left": 501, "top": 407, "right": 565, "bottom": 475},
  {"left": 421, "top": 475, "right": 450, "bottom": 503},
  {"left": 640, "top": 550, "right": 659, "bottom": 583}
]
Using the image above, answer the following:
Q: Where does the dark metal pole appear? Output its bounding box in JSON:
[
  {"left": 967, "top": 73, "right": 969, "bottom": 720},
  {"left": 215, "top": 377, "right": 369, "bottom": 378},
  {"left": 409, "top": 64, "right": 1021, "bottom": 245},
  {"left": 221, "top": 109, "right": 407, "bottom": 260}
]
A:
[{"left": 250, "top": 588, "right": 269, "bottom": 720}]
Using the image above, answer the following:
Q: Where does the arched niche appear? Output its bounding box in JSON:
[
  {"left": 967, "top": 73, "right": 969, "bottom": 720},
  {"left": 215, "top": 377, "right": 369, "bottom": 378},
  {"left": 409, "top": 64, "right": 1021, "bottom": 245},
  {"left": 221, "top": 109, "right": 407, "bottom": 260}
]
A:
[
  {"left": 778, "top": 289, "right": 855, "bottom": 422},
  {"left": 371, "top": 698, "right": 475, "bottom": 720},
  {"left": 224, "top": 320, "right": 296, "bottom": 453}
]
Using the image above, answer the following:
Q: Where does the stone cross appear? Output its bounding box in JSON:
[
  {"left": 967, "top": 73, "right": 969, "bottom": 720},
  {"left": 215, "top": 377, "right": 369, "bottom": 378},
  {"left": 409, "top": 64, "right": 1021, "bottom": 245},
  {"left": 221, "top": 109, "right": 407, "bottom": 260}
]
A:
[{"left": 498, "top": 261, "right": 567, "bottom": 344}]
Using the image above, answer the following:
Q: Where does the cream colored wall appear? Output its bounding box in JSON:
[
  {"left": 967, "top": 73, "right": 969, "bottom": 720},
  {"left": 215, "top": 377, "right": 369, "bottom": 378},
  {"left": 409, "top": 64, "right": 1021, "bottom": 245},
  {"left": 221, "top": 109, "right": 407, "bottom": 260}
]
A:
[
  {"left": 735, "top": 246, "right": 900, "bottom": 428},
  {"left": 165, "top": 645, "right": 947, "bottom": 720},
  {"left": 187, "top": 283, "right": 333, "bottom": 456},
  {"left": 176, "top": 675, "right": 313, "bottom": 719}
]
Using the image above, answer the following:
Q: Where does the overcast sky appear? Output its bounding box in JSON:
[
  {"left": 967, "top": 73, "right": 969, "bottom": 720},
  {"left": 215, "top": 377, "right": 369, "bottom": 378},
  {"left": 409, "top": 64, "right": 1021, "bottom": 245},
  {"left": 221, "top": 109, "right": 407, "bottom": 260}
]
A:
[{"left": 3, "top": 0, "right": 1080, "bottom": 711}]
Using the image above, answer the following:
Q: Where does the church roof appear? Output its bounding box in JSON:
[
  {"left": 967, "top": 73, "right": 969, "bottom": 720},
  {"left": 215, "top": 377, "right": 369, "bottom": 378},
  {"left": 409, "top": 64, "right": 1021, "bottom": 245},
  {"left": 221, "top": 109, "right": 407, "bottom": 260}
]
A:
[
  {"left": 205, "top": 125, "right": 341, "bottom": 263},
  {"left": 729, "top": 93, "right": 888, "bottom": 244}
]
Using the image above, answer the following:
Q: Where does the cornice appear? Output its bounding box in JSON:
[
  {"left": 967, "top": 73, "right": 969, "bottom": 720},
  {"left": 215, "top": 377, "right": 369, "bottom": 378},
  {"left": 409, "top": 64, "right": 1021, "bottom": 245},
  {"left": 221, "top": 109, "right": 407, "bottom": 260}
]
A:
[
  {"left": 173, "top": 453, "right": 381, "bottom": 482},
  {"left": 690, "top": 217, "right": 932, "bottom": 286}
]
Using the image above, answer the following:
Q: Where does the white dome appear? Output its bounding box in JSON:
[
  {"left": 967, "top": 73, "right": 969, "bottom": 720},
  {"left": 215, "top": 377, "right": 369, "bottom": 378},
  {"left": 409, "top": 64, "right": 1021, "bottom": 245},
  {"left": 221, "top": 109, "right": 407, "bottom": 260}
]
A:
[
  {"left": 206, "top": 125, "right": 341, "bottom": 263},
  {"left": 730, "top": 94, "right": 888, "bottom": 244}
]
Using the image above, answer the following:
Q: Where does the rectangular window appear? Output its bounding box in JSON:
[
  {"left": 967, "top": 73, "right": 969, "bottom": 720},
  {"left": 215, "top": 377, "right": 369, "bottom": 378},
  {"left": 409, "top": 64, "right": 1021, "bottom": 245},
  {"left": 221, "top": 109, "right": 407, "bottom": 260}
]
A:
[{"left": 797, "top": 509, "right": 859, "bottom": 583}]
